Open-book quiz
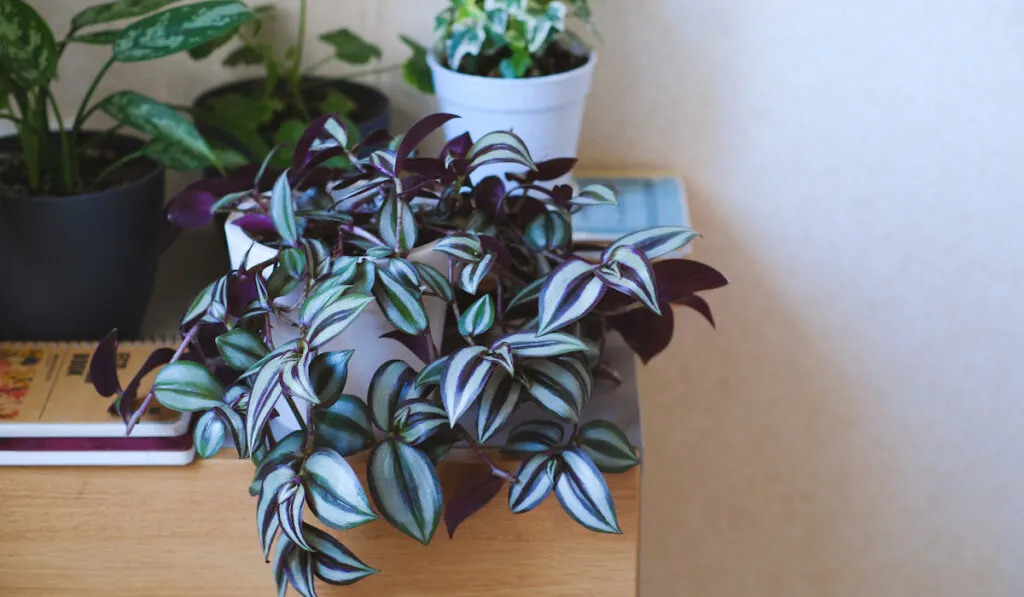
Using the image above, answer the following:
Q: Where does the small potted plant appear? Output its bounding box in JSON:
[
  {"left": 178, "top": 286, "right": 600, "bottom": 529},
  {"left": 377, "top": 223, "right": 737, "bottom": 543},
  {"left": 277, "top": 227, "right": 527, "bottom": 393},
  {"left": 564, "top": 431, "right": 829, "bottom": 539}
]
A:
[
  {"left": 189, "top": 0, "right": 427, "bottom": 168},
  {"left": 420, "top": 0, "right": 597, "bottom": 186},
  {"left": 0, "top": 0, "right": 253, "bottom": 341},
  {"left": 91, "top": 113, "right": 726, "bottom": 594}
]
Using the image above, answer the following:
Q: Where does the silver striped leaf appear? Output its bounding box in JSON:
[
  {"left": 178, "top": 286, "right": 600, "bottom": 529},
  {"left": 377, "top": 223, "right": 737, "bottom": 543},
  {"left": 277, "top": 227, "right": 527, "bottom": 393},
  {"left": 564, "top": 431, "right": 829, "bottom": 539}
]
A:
[
  {"left": 483, "top": 342, "right": 515, "bottom": 376},
  {"left": 306, "top": 293, "right": 375, "bottom": 349},
  {"left": 415, "top": 356, "right": 449, "bottom": 389},
  {"left": 440, "top": 346, "right": 497, "bottom": 426},
  {"left": 193, "top": 408, "right": 227, "bottom": 459},
  {"left": 378, "top": 195, "right": 418, "bottom": 254},
  {"left": 277, "top": 481, "right": 313, "bottom": 551},
  {"left": 278, "top": 247, "right": 307, "bottom": 280},
  {"left": 368, "top": 360, "right": 416, "bottom": 431},
  {"left": 555, "top": 449, "right": 621, "bottom": 534},
  {"left": 216, "top": 405, "right": 247, "bottom": 457},
  {"left": 502, "top": 420, "right": 565, "bottom": 457},
  {"left": 603, "top": 225, "right": 698, "bottom": 261},
  {"left": 536, "top": 259, "right": 605, "bottom": 335},
  {"left": 579, "top": 420, "right": 640, "bottom": 473},
  {"left": 302, "top": 448, "right": 377, "bottom": 530},
  {"left": 396, "top": 401, "right": 450, "bottom": 445},
  {"left": 520, "top": 355, "right": 592, "bottom": 422},
  {"left": 305, "top": 524, "right": 378, "bottom": 586},
  {"left": 331, "top": 255, "right": 359, "bottom": 282},
  {"left": 368, "top": 439, "right": 443, "bottom": 545},
  {"left": 202, "top": 275, "right": 229, "bottom": 324},
  {"left": 273, "top": 534, "right": 316, "bottom": 597},
  {"left": 250, "top": 430, "right": 304, "bottom": 497},
  {"left": 181, "top": 277, "right": 218, "bottom": 325},
  {"left": 459, "top": 294, "right": 495, "bottom": 337},
  {"left": 467, "top": 130, "right": 532, "bottom": 163},
  {"left": 298, "top": 279, "right": 350, "bottom": 326},
  {"left": 372, "top": 268, "right": 429, "bottom": 335},
  {"left": 281, "top": 350, "right": 320, "bottom": 404},
  {"left": 458, "top": 252, "right": 495, "bottom": 294},
  {"left": 309, "top": 350, "right": 354, "bottom": 407},
  {"left": 571, "top": 183, "right": 618, "bottom": 206},
  {"left": 596, "top": 245, "right": 661, "bottom": 314},
  {"left": 301, "top": 238, "right": 331, "bottom": 279},
  {"left": 387, "top": 258, "right": 421, "bottom": 289},
  {"left": 433, "top": 233, "right": 483, "bottom": 263},
  {"left": 524, "top": 210, "right": 571, "bottom": 252},
  {"left": 505, "top": 277, "right": 544, "bottom": 312},
  {"left": 152, "top": 361, "right": 225, "bottom": 412},
  {"left": 476, "top": 369, "right": 524, "bottom": 443},
  {"left": 216, "top": 327, "right": 269, "bottom": 371},
  {"left": 349, "top": 259, "right": 377, "bottom": 295},
  {"left": 508, "top": 453, "right": 556, "bottom": 513},
  {"left": 414, "top": 262, "right": 454, "bottom": 302},
  {"left": 500, "top": 330, "right": 588, "bottom": 358},
  {"left": 270, "top": 169, "right": 298, "bottom": 246},
  {"left": 311, "top": 395, "right": 373, "bottom": 456},
  {"left": 468, "top": 148, "right": 537, "bottom": 173},
  {"left": 245, "top": 354, "right": 287, "bottom": 455},
  {"left": 241, "top": 340, "right": 298, "bottom": 380},
  {"left": 370, "top": 150, "right": 397, "bottom": 178},
  {"left": 258, "top": 465, "right": 295, "bottom": 561}
]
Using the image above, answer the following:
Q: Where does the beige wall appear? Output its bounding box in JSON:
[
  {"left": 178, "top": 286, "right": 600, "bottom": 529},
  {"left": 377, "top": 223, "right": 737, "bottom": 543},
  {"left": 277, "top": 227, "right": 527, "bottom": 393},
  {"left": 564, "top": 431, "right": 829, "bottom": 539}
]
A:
[{"left": 34, "top": 0, "right": 1024, "bottom": 595}]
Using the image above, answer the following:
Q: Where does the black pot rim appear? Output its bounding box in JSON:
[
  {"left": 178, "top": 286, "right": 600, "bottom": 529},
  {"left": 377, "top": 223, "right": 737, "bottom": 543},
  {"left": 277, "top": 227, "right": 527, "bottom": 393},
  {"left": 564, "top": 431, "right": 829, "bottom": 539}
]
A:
[
  {"left": 193, "top": 75, "right": 390, "bottom": 122},
  {"left": 0, "top": 132, "right": 164, "bottom": 204}
]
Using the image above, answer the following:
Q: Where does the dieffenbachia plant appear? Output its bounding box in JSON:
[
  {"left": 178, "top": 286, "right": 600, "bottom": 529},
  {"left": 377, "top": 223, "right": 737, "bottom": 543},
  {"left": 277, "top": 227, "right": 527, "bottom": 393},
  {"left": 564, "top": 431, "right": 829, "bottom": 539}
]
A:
[
  {"left": 90, "top": 113, "right": 726, "bottom": 593},
  {"left": 436, "top": 0, "right": 594, "bottom": 78},
  {"left": 0, "top": 0, "right": 253, "bottom": 195}
]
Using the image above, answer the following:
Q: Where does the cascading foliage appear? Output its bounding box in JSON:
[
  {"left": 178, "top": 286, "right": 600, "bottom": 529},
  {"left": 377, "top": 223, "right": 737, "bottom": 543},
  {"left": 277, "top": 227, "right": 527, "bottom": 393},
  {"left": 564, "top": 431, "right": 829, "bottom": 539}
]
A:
[{"left": 90, "top": 113, "right": 726, "bottom": 594}]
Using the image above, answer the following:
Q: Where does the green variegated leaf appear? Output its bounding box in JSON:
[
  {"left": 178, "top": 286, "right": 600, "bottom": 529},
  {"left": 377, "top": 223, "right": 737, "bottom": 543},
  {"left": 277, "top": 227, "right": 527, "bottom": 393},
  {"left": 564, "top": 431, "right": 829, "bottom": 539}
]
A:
[
  {"left": 459, "top": 252, "right": 495, "bottom": 294},
  {"left": 415, "top": 356, "right": 449, "bottom": 388},
  {"left": 302, "top": 448, "right": 377, "bottom": 530},
  {"left": 72, "top": 0, "right": 179, "bottom": 29},
  {"left": 467, "top": 130, "right": 533, "bottom": 164},
  {"left": 368, "top": 360, "right": 416, "bottom": 431},
  {"left": 319, "top": 28, "right": 381, "bottom": 64},
  {"left": 305, "top": 525, "right": 378, "bottom": 586},
  {"left": 99, "top": 91, "right": 217, "bottom": 166},
  {"left": 433, "top": 234, "right": 483, "bottom": 262},
  {"left": 270, "top": 170, "right": 298, "bottom": 246},
  {"left": 468, "top": 147, "right": 538, "bottom": 173},
  {"left": 299, "top": 280, "right": 350, "bottom": 326},
  {"left": 414, "top": 263, "right": 454, "bottom": 302},
  {"left": 281, "top": 350, "right": 320, "bottom": 404},
  {"left": 396, "top": 401, "right": 449, "bottom": 445},
  {"left": 311, "top": 395, "right": 373, "bottom": 456},
  {"left": 241, "top": 341, "right": 297, "bottom": 380},
  {"left": 447, "top": 20, "right": 486, "bottom": 69},
  {"left": 524, "top": 210, "right": 571, "bottom": 252},
  {"left": 194, "top": 408, "right": 227, "bottom": 458},
  {"left": 307, "top": 293, "right": 374, "bottom": 349},
  {"left": 373, "top": 269, "right": 428, "bottom": 335},
  {"left": 604, "top": 225, "right": 698, "bottom": 261},
  {"left": 332, "top": 256, "right": 360, "bottom": 282},
  {"left": 251, "top": 431, "right": 304, "bottom": 496},
  {"left": 217, "top": 406, "right": 247, "bottom": 457},
  {"left": 502, "top": 420, "right": 565, "bottom": 456},
  {"left": 71, "top": 28, "right": 123, "bottom": 44},
  {"left": 181, "top": 278, "right": 218, "bottom": 325},
  {"left": 257, "top": 465, "right": 293, "bottom": 559},
  {"left": 378, "top": 196, "right": 417, "bottom": 254},
  {"left": 216, "top": 327, "right": 269, "bottom": 371},
  {"left": 440, "top": 346, "right": 496, "bottom": 426},
  {"left": 579, "top": 420, "right": 640, "bottom": 473},
  {"left": 459, "top": 295, "right": 495, "bottom": 337},
  {"left": 309, "top": 350, "right": 353, "bottom": 407},
  {"left": 508, "top": 454, "right": 556, "bottom": 513},
  {"left": 0, "top": 0, "right": 57, "bottom": 87},
  {"left": 537, "top": 259, "right": 605, "bottom": 335},
  {"left": 152, "top": 362, "right": 225, "bottom": 412},
  {"left": 274, "top": 534, "right": 316, "bottom": 597},
  {"left": 277, "top": 481, "right": 312, "bottom": 551},
  {"left": 349, "top": 260, "right": 377, "bottom": 295},
  {"left": 246, "top": 354, "right": 287, "bottom": 454},
  {"left": 483, "top": 342, "right": 515, "bottom": 376},
  {"left": 476, "top": 370, "right": 523, "bottom": 443},
  {"left": 555, "top": 449, "right": 621, "bottom": 534},
  {"left": 572, "top": 183, "right": 618, "bottom": 206},
  {"left": 506, "top": 277, "right": 545, "bottom": 312},
  {"left": 500, "top": 330, "right": 588, "bottom": 358},
  {"left": 387, "top": 258, "right": 420, "bottom": 289},
  {"left": 301, "top": 238, "right": 332, "bottom": 279},
  {"left": 368, "top": 439, "right": 443, "bottom": 545},
  {"left": 597, "top": 245, "right": 661, "bottom": 314},
  {"left": 520, "top": 355, "right": 592, "bottom": 422},
  {"left": 113, "top": 0, "right": 253, "bottom": 62}
]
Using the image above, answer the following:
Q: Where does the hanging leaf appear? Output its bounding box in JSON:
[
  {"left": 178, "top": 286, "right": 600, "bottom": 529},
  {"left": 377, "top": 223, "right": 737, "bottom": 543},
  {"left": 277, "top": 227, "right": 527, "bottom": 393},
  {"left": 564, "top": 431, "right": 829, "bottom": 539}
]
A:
[
  {"left": 251, "top": 431, "right": 304, "bottom": 496},
  {"left": 257, "top": 465, "right": 293, "bottom": 560},
  {"left": 608, "top": 303, "right": 674, "bottom": 365},
  {"left": 71, "top": 28, "right": 123, "bottom": 45},
  {"left": 444, "top": 468, "right": 505, "bottom": 538},
  {"left": 378, "top": 195, "right": 417, "bottom": 254},
  {"left": 89, "top": 330, "right": 121, "bottom": 397},
  {"left": 433, "top": 234, "right": 483, "bottom": 263},
  {"left": 152, "top": 361, "right": 225, "bottom": 412},
  {"left": 372, "top": 269, "right": 429, "bottom": 335},
  {"left": 508, "top": 454, "right": 556, "bottom": 514},
  {"left": 306, "top": 293, "right": 375, "bottom": 349},
  {"left": 520, "top": 355, "right": 592, "bottom": 422},
  {"left": 299, "top": 280, "right": 350, "bottom": 326},
  {"left": 440, "top": 346, "right": 496, "bottom": 427},
  {"left": 596, "top": 245, "right": 661, "bottom": 314},
  {"left": 467, "top": 131, "right": 535, "bottom": 169},
  {"left": 311, "top": 395, "right": 373, "bottom": 456},
  {"left": 269, "top": 170, "right": 298, "bottom": 246},
  {"left": 302, "top": 448, "right": 378, "bottom": 530},
  {"left": 193, "top": 408, "right": 228, "bottom": 458},
  {"left": 305, "top": 525, "right": 378, "bottom": 586},
  {"left": 99, "top": 91, "right": 217, "bottom": 166},
  {"left": 537, "top": 259, "right": 605, "bottom": 335},
  {"left": 604, "top": 226, "right": 698, "bottom": 261},
  {"left": 215, "top": 327, "right": 269, "bottom": 371},
  {"left": 245, "top": 355, "right": 286, "bottom": 454},
  {"left": 677, "top": 294, "right": 717, "bottom": 328},
  {"left": 277, "top": 482, "right": 312, "bottom": 551},
  {"left": 653, "top": 259, "right": 730, "bottom": 303},
  {"left": 217, "top": 406, "right": 247, "bottom": 456},
  {"left": 459, "top": 252, "right": 495, "bottom": 294},
  {"left": 113, "top": 0, "right": 254, "bottom": 62},
  {"left": 319, "top": 28, "right": 382, "bottom": 64},
  {"left": 274, "top": 534, "right": 317, "bottom": 597},
  {"left": 459, "top": 295, "right": 495, "bottom": 337},
  {"left": 502, "top": 420, "right": 565, "bottom": 457},
  {"left": 500, "top": 330, "right": 588, "bottom": 358},
  {"left": 571, "top": 183, "right": 618, "bottom": 206},
  {"left": 380, "top": 330, "right": 433, "bottom": 365},
  {"left": 280, "top": 350, "right": 320, "bottom": 405},
  {"left": 368, "top": 439, "right": 443, "bottom": 545},
  {"left": 414, "top": 263, "right": 454, "bottom": 302},
  {"left": 368, "top": 360, "right": 416, "bottom": 431},
  {"left": 578, "top": 420, "right": 640, "bottom": 473},
  {"left": 476, "top": 370, "right": 523, "bottom": 443},
  {"left": 554, "top": 449, "right": 621, "bottom": 534},
  {"left": 0, "top": 0, "right": 57, "bottom": 87},
  {"left": 309, "top": 350, "right": 354, "bottom": 407}
]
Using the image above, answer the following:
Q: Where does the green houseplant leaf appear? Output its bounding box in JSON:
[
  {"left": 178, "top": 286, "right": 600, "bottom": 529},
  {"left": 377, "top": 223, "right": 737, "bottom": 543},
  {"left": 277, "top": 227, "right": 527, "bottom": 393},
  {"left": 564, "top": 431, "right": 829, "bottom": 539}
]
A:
[
  {"left": 319, "top": 28, "right": 382, "bottom": 64},
  {"left": 99, "top": 91, "right": 217, "bottom": 166},
  {"left": 554, "top": 449, "right": 621, "bottom": 534},
  {"left": 152, "top": 361, "right": 225, "bottom": 412},
  {"left": 578, "top": 420, "right": 640, "bottom": 473},
  {"left": 508, "top": 453, "right": 556, "bottom": 513},
  {"left": 302, "top": 448, "right": 378, "bottom": 530},
  {"left": 72, "top": 0, "right": 180, "bottom": 30},
  {"left": 368, "top": 439, "right": 443, "bottom": 545},
  {"left": 0, "top": 0, "right": 57, "bottom": 87},
  {"left": 113, "top": 0, "right": 254, "bottom": 62}
]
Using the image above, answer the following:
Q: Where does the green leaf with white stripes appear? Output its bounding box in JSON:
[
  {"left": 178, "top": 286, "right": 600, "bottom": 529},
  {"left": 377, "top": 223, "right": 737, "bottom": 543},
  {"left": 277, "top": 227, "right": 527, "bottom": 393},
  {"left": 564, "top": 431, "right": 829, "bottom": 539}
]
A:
[
  {"left": 387, "top": 258, "right": 420, "bottom": 289},
  {"left": 467, "top": 131, "right": 536, "bottom": 170},
  {"left": 378, "top": 195, "right": 417, "bottom": 254},
  {"left": 299, "top": 279, "right": 350, "bottom": 326},
  {"left": 272, "top": 534, "right": 315, "bottom": 597},
  {"left": 72, "top": 0, "right": 179, "bottom": 30},
  {"left": 368, "top": 360, "right": 416, "bottom": 431},
  {"left": 459, "top": 295, "right": 495, "bottom": 337},
  {"left": 459, "top": 253, "right": 495, "bottom": 295},
  {"left": 372, "top": 269, "right": 429, "bottom": 335},
  {"left": 440, "top": 346, "right": 497, "bottom": 426},
  {"left": 305, "top": 525, "right": 378, "bottom": 586},
  {"left": 309, "top": 350, "right": 353, "bottom": 407},
  {"left": 572, "top": 183, "right": 618, "bottom": 206},
  {"left": 269, "top": 170, "right": 298, "bottom": 246},
  {"left": 500, "top": 330, "right": 588, "bottom": 358},
  {"left": 524, "top": 210, "right": 571, "bottom": 252},
  {"left": 194, "top": 408, "right": 227, "bottom": 458},
  {"left": 152, "top": 361, "right": 225, "bottom": 412},
  {"left": 505, "top": 277, "right": 544, "bottom": 312},
  {"left": 302, "top": 448, "right": 377, "bottom": 530},
  {"left": 476, "top": 370, "right": 523, "bottom": 443},
  {"left": 277, "top": 481, "right": 312, "bottom": 551},
  {"left": 508, "top": 454, "right": 556, "bottom": 513},
  {"left": 537, "top": 259, "right": 605, "bottom": 335},
  {"left": 368, "top": 439, "right": 443, "bottom": 544},
  {"left": 555, "top": 449, "right": 621, "bottom": 534},
  {"left": 246, "top": 354, "right": 287, "bottom": 454},
  {"left": 113, "top": 0, "right": 253, "bottom": 62},
  {"left": 415, "top": 356, "right": 449, "bottom": 389},
  {"left": 311, "top": 395, "right": 373, "bottom": 456},
  {"left": 520, "top": 355, "right": 592, "bottom": 422},
  {"left": 579, "top": 420, "right": 640, "bottom": 473},
  {"left": 596, "top": 245, "right": 661, "bottom": 314},
  {"left": 216, "top": 327, "right": 268, "bottom": 371},
  {"left": 395, "top": 401, "right": 449, "bottom": 445},
  {"left": 99, "top": 91, "right": 217, "bottom": 169},
  {"left": 181, "top": 277, "right": 222, "bottom": 325},
  {"left": 502, "top": 420, "right": 565, "bottom": 457},
  {"left": 307, "top": 293, "right": 375, "bottom": 349},
  {"left": 281, "top": 350, "right": 320, "bottom": 404},
  {"left": 603, "top": 226, "right": 698, "bottom": 261},
  {"left": 257, "top": 465, "right": 293, "bottom": 560},
  {"left": 433, "top": 234, "right": 482, "bottom": 263},
  {"left": 415, "top": 263, "right": 454, "bottom": 302}
]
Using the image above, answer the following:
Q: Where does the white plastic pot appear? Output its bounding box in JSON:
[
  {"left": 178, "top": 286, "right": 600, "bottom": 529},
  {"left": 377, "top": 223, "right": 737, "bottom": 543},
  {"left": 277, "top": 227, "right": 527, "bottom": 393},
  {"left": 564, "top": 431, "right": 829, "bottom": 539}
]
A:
[
  {"left": 224, "top": 212, "right": 449, "bottom": 434},
  {"left": 427, "top": 51, "right": 597, "bottom": 187}
]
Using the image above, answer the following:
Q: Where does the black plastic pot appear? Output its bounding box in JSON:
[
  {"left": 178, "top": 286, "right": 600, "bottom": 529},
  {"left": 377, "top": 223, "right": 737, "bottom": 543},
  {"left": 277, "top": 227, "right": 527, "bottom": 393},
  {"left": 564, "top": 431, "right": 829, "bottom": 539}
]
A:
[{"left": 0, "top": 133, "right": 165, "bottom": 341}]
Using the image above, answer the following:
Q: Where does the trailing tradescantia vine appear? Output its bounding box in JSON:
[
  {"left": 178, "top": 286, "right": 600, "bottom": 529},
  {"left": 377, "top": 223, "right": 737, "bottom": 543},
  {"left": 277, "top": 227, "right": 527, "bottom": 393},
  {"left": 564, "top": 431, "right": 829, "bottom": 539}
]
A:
[{"left": 90, "top": 113, "right": 726, "bottom": 593}]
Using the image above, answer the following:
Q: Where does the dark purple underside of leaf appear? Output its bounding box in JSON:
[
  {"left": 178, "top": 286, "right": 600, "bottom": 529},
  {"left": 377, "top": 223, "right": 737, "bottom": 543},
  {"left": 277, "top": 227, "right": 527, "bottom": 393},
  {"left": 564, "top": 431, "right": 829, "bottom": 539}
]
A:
[
  {"left": 380, "top": 330, "right": 432, "bottom": 365},
  {"left": 444, "top": 467, "right": 505, "bottom": 538},
  {"left": 90, "top": 330, "right": 121, "bottom": 397},
  {"left": 610, "top": 302, "right": 674, "bottom": 364}
]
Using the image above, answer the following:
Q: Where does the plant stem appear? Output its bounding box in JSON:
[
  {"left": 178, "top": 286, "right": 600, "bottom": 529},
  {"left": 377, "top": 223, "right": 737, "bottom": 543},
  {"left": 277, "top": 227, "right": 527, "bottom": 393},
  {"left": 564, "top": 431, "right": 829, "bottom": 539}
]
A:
[
  {"left": 302, "top": 55, "right": 332, "bottom": 75},
  {"left": 294, "top": 0, "right": 307, "bottom": 74},
  {"left": 91, "top": 149, "right": 142, "bottom": 189},
  {"left": 76, "top": 124, "right": 123, "bottom": 155},
  {"left": 45, "top": 89, "right": 74, "bottom": 193},
  {"left": 284, "top": 396, "right": 309, "bottom": 435},
  {"left": 460, "top": 428, "right": 517, "bottom": 484},
  {"left": 126, "top": 324, "right": 201, "bottom": 434},
  {"left": 341, "top": 223, "right": 388, "bottom": 247},
  {"left": 72, "top": 56, "right": 114, "bottom": 139}
]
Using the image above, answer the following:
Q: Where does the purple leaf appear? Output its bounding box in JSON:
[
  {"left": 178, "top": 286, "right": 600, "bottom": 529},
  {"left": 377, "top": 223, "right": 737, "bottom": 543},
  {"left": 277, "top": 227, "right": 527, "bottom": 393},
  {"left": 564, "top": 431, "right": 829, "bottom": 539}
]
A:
[
  {"left": 197, "top": 323, "right": 227, "bottom": 360},
  {"left": 118, "top": 347, "right": 176, "bottom": 425},
  {"left": 89, "top": 330, "right": 121, "bottom": 397},
  {"left": 509, "top": 158, "right": 578, "bottom": 184},
  {"left": 228, "top": 271, "right": 259, "bottom": 316},
  {"left": 479, "top": 234, "right": 512, "bottom": 268},
  {"left": 440, "top": 132, "right": 472, "bottom": 160},
  {"left": 167, "top": 186, "right": 217, "bottom": 229},
  {"left": 654, "top": 260, "right": 729, "bottom": 303},
  {"left": 357, "top": 129, "right": 393, "bottom": 152},
  {"left": 550, "top": 184, "right": 574, "bottom": 208},
  {"left": 474, "top": 176, "right": 505, "bottom": 220},
  {"left": 295, "top": 146, "right": 346, "bottom": 179},
  {"left": 676, "top": 294, "right": 717, "bottom": 328},
  {"left": 403, "top": 157, "right": 446, "bottom": 180},
  {"left": 380, "top": 330, "right": 432, "bottom": 365},
  {"left": 609, "top": 302, "right": 674, "bottom": 364},
  {"left": 293, "top": 114, "right": 333, "bottom": 172},
  {"left": 444, "top": 468, "right": 505, "bottom": 538},
  {"left": 232, "top": 213, "right": 277, "bottom": 238},
  {"left": 395, "top": 113, "right": 459, "bottom": 174}
]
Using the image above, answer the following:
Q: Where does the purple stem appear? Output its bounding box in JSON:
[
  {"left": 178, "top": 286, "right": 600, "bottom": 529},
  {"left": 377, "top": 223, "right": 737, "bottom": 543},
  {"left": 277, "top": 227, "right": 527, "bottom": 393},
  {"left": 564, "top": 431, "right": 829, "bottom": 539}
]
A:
[{"left": 125, "top": 324, "right": 202, "bottom": 435}]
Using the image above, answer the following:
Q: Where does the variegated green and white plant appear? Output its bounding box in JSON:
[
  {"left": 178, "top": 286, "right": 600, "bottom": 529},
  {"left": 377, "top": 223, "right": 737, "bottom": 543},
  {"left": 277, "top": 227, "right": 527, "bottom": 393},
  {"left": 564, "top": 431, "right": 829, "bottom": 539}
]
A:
[{"left": 91, "top": 113, "right": 727, "bottom": 594}]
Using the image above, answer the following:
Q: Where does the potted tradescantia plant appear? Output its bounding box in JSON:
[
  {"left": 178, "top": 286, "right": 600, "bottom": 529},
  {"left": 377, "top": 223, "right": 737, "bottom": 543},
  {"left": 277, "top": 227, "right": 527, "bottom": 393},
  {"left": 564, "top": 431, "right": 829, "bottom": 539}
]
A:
[
  {"left": 90, "top": 113, "right": 726, "bottom": 594},
  {"left": 422, "top": 0, "right": 597, "bottom": 186},
  {"left": 0, "top": 0, "right": 253, "bottom": 340}
]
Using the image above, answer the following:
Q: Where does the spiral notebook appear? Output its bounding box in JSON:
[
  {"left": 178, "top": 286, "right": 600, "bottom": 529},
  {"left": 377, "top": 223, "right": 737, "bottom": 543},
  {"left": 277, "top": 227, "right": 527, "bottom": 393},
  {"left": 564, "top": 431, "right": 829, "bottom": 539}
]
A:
[{"left": 0, "top": 339, "right": 195, "bottom": 466}]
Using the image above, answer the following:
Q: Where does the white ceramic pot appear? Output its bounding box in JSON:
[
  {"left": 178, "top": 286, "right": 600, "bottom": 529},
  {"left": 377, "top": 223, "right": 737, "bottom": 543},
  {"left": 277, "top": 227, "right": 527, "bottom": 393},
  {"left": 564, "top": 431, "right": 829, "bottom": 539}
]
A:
[
  {"left": 224, "top": 212, "right": 449, "bottom": 434},
  {"left": 427, "top": 51, "right": 597, "bottom": 188}
]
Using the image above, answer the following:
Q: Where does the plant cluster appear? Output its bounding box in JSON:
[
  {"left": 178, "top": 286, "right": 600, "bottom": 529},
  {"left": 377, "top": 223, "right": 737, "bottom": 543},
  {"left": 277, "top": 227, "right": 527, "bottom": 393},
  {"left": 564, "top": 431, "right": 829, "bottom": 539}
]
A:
[
  {"left": 0, "top": 0, "right": 255, "bottom": 196},
  {"left": 90, "top": 113, "right": 726, "bottom": 594},
  {"left": 436, "top": 0, "right": 595, "bottom": 78}
]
